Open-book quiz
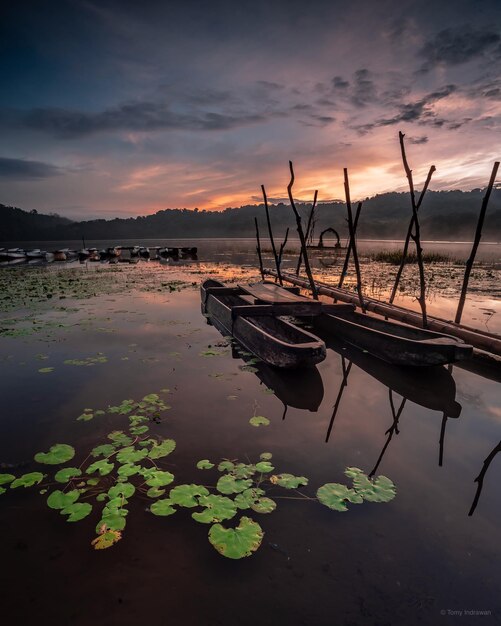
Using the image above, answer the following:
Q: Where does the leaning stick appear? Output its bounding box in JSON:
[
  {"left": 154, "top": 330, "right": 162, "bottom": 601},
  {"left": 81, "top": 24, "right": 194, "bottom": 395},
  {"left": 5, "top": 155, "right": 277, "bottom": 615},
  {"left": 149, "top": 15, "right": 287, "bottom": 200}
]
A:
[
  {"left": 278, "top": 227, "right": 290, "bottom": 268},
  {"left": 343, "top": 169, "right": 365, "bottom": 312},
  {"left": 389, "top": 165, "right": 436, "bottom": 304},
  {"left": 287, "top": 161, "right": 318, "bottom": 299},
  {"left": 338, "top": 201, "right": 362, "bottom": 289},
  {"left": 455, "top": 161, "right": 499, "bottom": 324},
  {"left": 296, "top": 190, "right": 318, "bottom": 275},
  {"left": 468, "top": 439, "right": 501, "bottom": 516},
  {"left": 261, "top": 184, "right": 283, "bottom": 285},
  {"left": 254, "top": 217, "right": 265, "bottom": 280},
  {"left": 398, "top": 131, "right": 428, "bottom": 328}
]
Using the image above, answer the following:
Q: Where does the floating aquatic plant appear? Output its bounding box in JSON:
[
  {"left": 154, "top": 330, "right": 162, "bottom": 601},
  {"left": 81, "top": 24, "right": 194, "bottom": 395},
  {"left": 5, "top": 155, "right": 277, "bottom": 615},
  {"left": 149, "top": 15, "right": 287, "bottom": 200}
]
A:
[{"left": 249, "top": 415, "right": 270, "bottom": 427}]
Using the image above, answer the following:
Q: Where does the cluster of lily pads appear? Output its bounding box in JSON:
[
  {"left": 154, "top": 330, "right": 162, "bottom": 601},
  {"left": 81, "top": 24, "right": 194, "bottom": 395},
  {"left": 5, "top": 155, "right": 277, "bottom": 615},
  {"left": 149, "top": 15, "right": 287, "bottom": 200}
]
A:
[{"left": 0, "top": 389, "right": 396, "bottom": 559}]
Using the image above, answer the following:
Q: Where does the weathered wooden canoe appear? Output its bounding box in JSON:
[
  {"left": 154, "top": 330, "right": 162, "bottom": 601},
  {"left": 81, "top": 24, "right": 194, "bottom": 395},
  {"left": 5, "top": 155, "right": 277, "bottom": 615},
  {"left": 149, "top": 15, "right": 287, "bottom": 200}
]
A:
[
  {"left": 201, "top": 279, "right": 326, "bottom": 368},
  {"left": 311, "top": 308, "right": 473, "bottom": 366}
]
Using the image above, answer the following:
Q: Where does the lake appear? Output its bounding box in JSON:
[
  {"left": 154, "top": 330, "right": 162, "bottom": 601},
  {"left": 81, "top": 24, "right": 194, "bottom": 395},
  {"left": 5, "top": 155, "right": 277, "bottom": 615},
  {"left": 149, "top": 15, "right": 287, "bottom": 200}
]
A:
[{"left": 0, "top": 241, "right": 500, "bottom": 625}]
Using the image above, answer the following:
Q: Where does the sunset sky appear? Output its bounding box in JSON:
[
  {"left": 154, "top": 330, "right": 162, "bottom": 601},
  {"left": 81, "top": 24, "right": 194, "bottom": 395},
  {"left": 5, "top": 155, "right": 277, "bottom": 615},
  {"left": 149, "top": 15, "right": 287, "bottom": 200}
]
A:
[{"left": 1, "top": 0, "right": 500, "bottom": 219}]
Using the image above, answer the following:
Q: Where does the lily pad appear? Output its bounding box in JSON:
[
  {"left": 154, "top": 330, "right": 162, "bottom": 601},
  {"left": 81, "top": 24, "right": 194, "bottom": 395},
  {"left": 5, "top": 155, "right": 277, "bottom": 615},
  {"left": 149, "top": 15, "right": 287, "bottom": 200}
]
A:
[
  {"left": 150, "top": 499, "right": 177, "bottom": 516},
  {"left": 234, "top": 488, "right": 266, "bottom": 509},
  {"left": 91, "top": 444, "right": 115, "bottom": 458},
  {"left": 38, "top": 367, "right": 54, "bottom": 374},
  {"left": 129, "top": 425, "right": 149, "bottom": 436},
  {"left": 116, "top": 446, "right": 148, "bottom": 464},
  {"left": 259, "top": 452, "right": 272, "bottom": 461},
  {"left": 216, "top": 475, "right": 253, "bottom": 495},
  {"left": 316, "top": 483, "right": 363, "bottom": 511},
  {"left": 169, "top": 484, "right": 209, "bottom": 507},
  {"left": 351, "top": 471, "right": 396, "bottom": 503},
  {"left": 269, "top": 473, "right": 308, "bottom": 489},
  {"left": 255, "top": 461, "right": 274, "bottom": 473},
  {"left": 108, "top": 483, "right": 135, "bottom": 499},
  {"left": 217, "top": 460, "right": 235, "bottom": 472},
  {"left": 11, "top": 472, "right": 44, "bottom": 488},
  {"left": 148, "top": 439, "right": 176, "bottom": 460},
  {"left": 145, "top": 470, "right": 175, "bottom": 488},
  {"left": 196, "top": 459, "right": 215, "bottom": 470},
  {"left": 107, "top": 431, "right": 133, "bottom": 447},
  {"left": 146, "top": 487, "right": 166, "bottom": 498},
  {"left": 61, "top": 502, "right": 92, "bottom": 522},
  {"left": 92, "top": 528, "right": 122, "bottom": 549},
  {"left": 251, "top": 497, "right": 277, "bottom": 514},
  {"left": 117, "top": 463, "right": 141, "bottom": 478},
  {"left": 192, "top": 495, "right": 237, "bottom": 524},
  {"left": 249, "top": 415, "right": 270, "bottom": 427},
  {"left": 34, "top": 444, "right": 75, "bottom": 465},
  {"left": 0, "top": 474, "right": 15, "bottom": 485},
  {"left": 233, "top": 463, "right": 256, "bottom": 479},
  {"left": 208, "top": 516, "right": 264, "bottom": 559},
  {"left": 54, "top": 467, "right": 82, "bottom": 483},
  {"left": 87, "top": 459, "right": 114, "bottom": 476},
  {"left": 47, "top": 489, "right": 80, "bottom": 510}
]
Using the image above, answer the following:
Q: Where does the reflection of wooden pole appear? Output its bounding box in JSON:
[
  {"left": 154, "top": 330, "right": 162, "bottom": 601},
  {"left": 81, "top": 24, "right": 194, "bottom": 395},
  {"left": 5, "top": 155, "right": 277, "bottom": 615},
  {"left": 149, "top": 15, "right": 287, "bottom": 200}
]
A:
[
  {"left": 369, "top": 390, "right": 406, "bottom": 477},
  {"left": 261, "top": 184, "right": 283, "bottom": 285},
  {"left": 338, "top": 201, "right": 362, "bottom": 289},
  {"left": 287, "top": 161, "right": 318, "bottom": 299},
  {"left": 389, "top": 166, "right": 435, "bottom": 305},
  {"left": 325, "top": 357, "right": 352, "bottom": 442},
  {"left": 468, "top": 439, "right": 501, "bottom": 516},
  {"left": 398, "top": 131, "right": 428, "bottom": 328},
  {"left": 343, "top": 169, "right": 365, "bottom": 312},
  {"left": 296, "top": 190, "right": 318, "bottom": 275},
  {"left": 455, "top": 162, "right": 499, "bottom": 324},
  {"left": 254, "top": 217, "right": 265, "bottom": 280}
]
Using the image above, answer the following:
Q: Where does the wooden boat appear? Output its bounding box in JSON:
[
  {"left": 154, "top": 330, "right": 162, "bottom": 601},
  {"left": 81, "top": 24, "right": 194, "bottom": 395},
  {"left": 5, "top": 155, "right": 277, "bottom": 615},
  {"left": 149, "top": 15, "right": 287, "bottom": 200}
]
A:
[
  {"left": 181, "top": 246, "right": 197, "bottom": 255},
  {"left": 201, "top": 279, "right": 327, "bottom": 368},
  {"left": 1, "top": 248, "right": 26, "bottom": 260},
  {"left": 245, "top": 281, "right": 473, "bottom": 367}
]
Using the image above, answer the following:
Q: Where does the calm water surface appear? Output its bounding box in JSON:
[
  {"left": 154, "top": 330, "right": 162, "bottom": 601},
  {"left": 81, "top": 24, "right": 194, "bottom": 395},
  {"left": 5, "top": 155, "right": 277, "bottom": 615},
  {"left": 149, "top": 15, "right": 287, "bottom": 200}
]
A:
[{"left": 0, "top": 250, "right": 500, "bottom": 626}]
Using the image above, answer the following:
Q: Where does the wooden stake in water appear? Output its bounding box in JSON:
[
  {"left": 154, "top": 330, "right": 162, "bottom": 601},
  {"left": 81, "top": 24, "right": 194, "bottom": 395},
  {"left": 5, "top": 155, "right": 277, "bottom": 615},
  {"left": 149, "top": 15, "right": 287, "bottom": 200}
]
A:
[
  {"left": 278, "top": 227, "right": 289, "bottom": 269},
  {"left": 287, "top": 161, "right": 318, "bottom": 299},
  {"left": 455, "top": 161, "right": 499, "bottom": 324},
  {"left": 338, "top": 201, "right": 362, "bottom": 289},
  {"left": 343, "top": 169, "right": 365, "bottom": 312},
  {"left": 296, "top": 190, "right": 318, "bottom": 276},
  {"left": 261, "top": 184, "right": 283, "bottom": 285},
  {"left": 254, "top": 217, "right": 265, "bottom": 280}
]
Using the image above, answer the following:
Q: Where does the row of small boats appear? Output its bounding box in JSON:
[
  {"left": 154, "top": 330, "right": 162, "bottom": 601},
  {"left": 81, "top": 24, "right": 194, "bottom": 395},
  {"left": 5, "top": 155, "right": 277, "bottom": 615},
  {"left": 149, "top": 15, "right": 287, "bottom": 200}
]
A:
[
  {"left": 201, "top": 279, "right": 474, "bottom": 368},
  {"left": 0, "top": 246, "right": 198, "bottom": 264}
]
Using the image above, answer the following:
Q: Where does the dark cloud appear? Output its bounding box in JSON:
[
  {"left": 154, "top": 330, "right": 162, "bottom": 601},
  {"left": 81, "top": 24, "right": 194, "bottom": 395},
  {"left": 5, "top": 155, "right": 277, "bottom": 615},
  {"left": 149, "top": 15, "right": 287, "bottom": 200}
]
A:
[
  {"left": 300, "top": 114, "right": 336, "bottom": 127},
  {"left": 420, "top": 26, "right": 501, "bottom": 70},
  {"left": 0, "top": 157, "right": 62, "bottom": 179},
  {"left": 332, "top": 76, "right": 349, "bottom": 89},
  {"left": 351, "top": 69, "right": 377, "bottom": 107},
  {"left": 409, "top": 135, "right": 428, "bottom": 144}
]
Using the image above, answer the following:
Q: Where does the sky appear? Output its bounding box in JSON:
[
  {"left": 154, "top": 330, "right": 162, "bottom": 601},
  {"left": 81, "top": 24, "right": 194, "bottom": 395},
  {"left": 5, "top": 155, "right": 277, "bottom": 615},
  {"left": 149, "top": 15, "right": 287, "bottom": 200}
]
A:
[{"left": 0, "top": 0, "right": 500, "bottom": 219}]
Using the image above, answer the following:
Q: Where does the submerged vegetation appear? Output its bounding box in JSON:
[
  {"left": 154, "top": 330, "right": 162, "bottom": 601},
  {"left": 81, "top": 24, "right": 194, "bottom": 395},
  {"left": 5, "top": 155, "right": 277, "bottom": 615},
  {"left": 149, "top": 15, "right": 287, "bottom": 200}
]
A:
[
  {"left": 0, "top": 388, "right": 396, "bottom": 559},
  {"left": 370, "top": 250, "right": 459, "bottom": 265}
]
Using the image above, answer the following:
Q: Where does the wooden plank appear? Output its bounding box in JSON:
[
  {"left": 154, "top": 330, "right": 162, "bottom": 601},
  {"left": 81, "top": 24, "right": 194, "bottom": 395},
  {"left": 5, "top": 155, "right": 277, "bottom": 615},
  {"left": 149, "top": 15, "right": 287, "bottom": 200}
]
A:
[{"left": 239, "top": 282, "right": 321, "bottom": 305}]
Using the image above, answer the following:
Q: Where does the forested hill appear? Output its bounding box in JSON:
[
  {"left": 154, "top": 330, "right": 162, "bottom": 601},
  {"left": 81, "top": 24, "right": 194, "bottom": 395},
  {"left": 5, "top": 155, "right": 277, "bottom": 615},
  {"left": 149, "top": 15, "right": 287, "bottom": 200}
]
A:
[{"left": 1, "top": 189, "right": 500, "bottom": 241}]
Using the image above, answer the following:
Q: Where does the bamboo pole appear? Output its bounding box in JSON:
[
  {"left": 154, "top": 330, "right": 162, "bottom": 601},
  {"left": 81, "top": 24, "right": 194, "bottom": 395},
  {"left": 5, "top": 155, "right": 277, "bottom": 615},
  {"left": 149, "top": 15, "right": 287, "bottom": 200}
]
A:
[
  {"left": 278, "top": 227, "right": 290, "bottom": 268},
  {"left": 296, "top": 190, "right": 318, "bottom": 275},
  {"left": 343, "top": 169, "right": 365, "bottom": 312},
  {"left": 398, "top": 131, "right": 428, "bottom": 327},
  {"left": 261, "top": 184, "right": 283, "bottom": 285},
  {"left": 455, "top": 161, "right": 499, "bottom": 324},
  {"left": 287, "top": 161, "right": 318, "bottom": 299},
  {"left": 338, "top": 201, "right": 362, "bottom": 289},
  {"left": 389, "top": 165, "right": 435, "bottom": 304},
  {"left": 254, "top": 217, "right": 265, "bottom": 280},
  {"left": 264, "top": 269, "right": 501, "bottom": 356}
]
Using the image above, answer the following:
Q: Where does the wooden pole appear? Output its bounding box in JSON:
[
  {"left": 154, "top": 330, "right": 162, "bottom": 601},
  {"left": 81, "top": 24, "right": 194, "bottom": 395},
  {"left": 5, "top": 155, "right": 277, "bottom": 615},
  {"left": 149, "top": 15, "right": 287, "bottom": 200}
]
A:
[
  {"left": 398, "top": 131, "right": 428, "bottom": 328},
  {"left": 338, "top": 201, "right": 362, "bottom": 289},
  {"left": 254, "top": 217, "right": 265, "bottom": 280},
  {"left": 287, "top": 161, "right": 318, "bottom": 299},
  {"left": 296, "top": 190, "right": 318, "bottom": 275},
  {"left": 468, "top": 439, "right": 501, "bottom": 516},
  {"left": 455, "top": 161, "right": 499, "bottom": 324},
  {"left": 389, "top": 166, "right": 435, "bottom": 304},
  {"left": 278, "top": 227, "right": 290, "bottom": 269},
  {"left": 343, "top": 169, "right": 365, "bottom": 312},
  {"left": 325, "top": 357, "right": 352, "bottom": 442},
  {"left": 261, "top": 184, "right": 283, "bottom": 285}
]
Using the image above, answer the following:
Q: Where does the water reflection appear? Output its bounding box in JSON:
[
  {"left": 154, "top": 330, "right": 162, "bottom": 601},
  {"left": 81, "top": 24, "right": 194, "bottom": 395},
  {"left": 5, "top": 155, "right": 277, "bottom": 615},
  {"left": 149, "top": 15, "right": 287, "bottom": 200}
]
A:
[{"left": 469, "top": 439, "right": 501, "bottom": 516}]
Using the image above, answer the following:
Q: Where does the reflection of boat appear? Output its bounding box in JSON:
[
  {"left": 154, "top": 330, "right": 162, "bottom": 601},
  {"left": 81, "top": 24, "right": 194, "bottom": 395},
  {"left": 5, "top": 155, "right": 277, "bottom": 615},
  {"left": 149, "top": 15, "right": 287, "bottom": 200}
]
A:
[
  {"left": 0, "top": 248, "right": 26, "bottom": 260},
  {"left": 181, "top": 246, "right": 197, "bottom": 255},
  {"left": 26, "top": 249, "right": 46, "bottom": 259},
  {"left": 321, "top": 333, "right": 462, "bottom": 417},
  {"left": 201, "top": 279, "right": 326, "bottom": 368},
  {"left": 311, "top": 309, "right": 473, "bottom": 366}
]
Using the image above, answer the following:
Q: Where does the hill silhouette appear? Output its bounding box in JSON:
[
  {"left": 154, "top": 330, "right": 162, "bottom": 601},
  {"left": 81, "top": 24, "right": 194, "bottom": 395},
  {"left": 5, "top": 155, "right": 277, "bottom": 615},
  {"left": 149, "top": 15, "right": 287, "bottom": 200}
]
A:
[{"left": 1, "top": 189, "right": 500, "bottom": 242}]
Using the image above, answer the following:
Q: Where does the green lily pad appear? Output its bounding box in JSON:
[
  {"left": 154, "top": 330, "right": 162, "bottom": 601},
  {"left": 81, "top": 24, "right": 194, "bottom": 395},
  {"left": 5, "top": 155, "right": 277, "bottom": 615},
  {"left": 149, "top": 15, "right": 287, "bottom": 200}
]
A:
[
  {"left": 87, "top": 459, "right": 114, "bottom": 476},
  {"left": 255, "top": 461, "right": 274, "bottom": 473},
  {"left": 251, "top": 497, "right": 277, "bottom": 514},
  {"left": 217, "top": 460, "right": 235, "bottom": 472},
  {"left": 192, "top": 495, "right": 237, "bottom": 524},
  {"left": 91, "top": 444, "right": 115, "bottom": 458},
  {"left": 117, "top": 463, "right": 141, "bottom": 478},
  {"left": 233, "top": 463, "right": 256, "bottom": 479},
  {"left": 169, "top": 484, "right": 209, "bottom": 507},
  {"left": 148, "top": 439, "right": 176, "bottom": 460},
  {"left": 61, "top": 502, "right": 92, "bottom": 522},
  {"left": 54, "top": 467, "right": 82, "bottom": 483},
  {"left": 249, "top": 415, "right": 270, "bottom": 427},
  {"left": 11, "top": 472, "right": 44, "bottom": 488},
  {"left": 150, "top": 499, "right": 177, "bottom": 516},
  {"left": 34, "top": 444, "right": 75, "bottom": 465},
  {"left": 97, "top": 510, "right": 127, "bottom": 532},
  {"left": 216, "top": 475, "right": 253, "bottom": 495},
  {"left": 116, "top": 446, "right": 148, "bottom": 464},
  {"left": 38, "top": 367, "right": 54, "bottom": 374},
  {"left": 146, "top": 487, "right": 166, "bottom": 498},
  {"left": 270, "top": 473, "right": 308, "bottom": 489},
  {"left": 92, "top": 528, "right": 122, "bottom": 549},
  {"left": 145, "top": 470, "right": 175, "bottom": 488},
  {"left": 259, "top": 452, "right": 272, "bottom": 460},
  {"left": 107, "top": 431, "right": 133, "bottom": 447},
  {"left": 196, "top": 459, "right": 215, "bottom": 470},
  {"left": 108, "top": 483, "right": 135, "bottom": 499},
  {"left": 234, "top": 488, "right": 266, "bottom": 509},
  {"left": 316, "top": 483, "right": 364, "bottom": 511},
  {"left": 129, "top": 425, "right": 149, "bottom": 436},
  {"left": 77, "top": 412, "right": 94, "bottom": 422},
  {"left": 208, "top": 516, "right": 264, "bottom": 559},
  {"left": 351, "top": 471, "right": 396, "bottom": 503},
  {"left": 0, "top": 474, "right": 15, "bottom": 485},
  {"left": 47, "top": 489, "right": 80, "bottom": 510}
]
